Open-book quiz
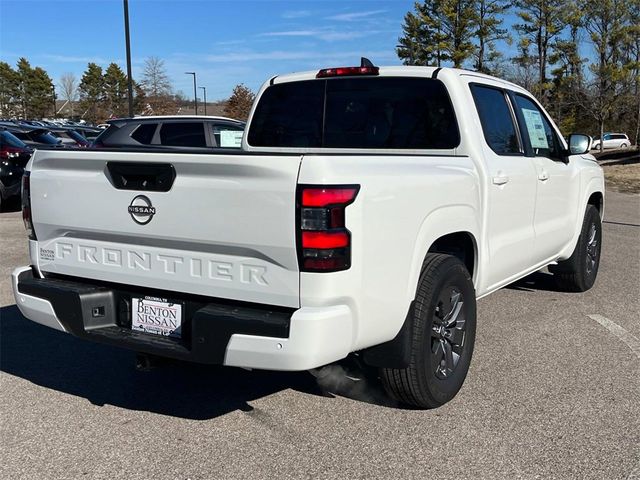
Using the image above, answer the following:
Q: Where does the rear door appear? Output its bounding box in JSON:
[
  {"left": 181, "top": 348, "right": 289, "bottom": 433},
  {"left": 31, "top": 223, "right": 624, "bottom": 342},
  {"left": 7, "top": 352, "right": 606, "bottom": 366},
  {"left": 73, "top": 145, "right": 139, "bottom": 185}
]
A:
[
  {"left": 470, "top": 84, "right": 538, "bottom": 288},
  {"left": 29, "top": 149, "right": 302, "bottom": 307}
]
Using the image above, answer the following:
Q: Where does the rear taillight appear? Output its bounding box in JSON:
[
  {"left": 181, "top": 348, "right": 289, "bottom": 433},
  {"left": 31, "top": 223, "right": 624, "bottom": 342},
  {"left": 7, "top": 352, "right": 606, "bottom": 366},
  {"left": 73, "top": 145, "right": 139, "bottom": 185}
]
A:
[
  {"left": 297, "top": 185, "right": 359, "bottom": 272},
  {"left": 22, "top": 171, "right": 36, "bottom": 240},
  {"left": 1, "top": 146, "right": 21, "bottom": 159}
]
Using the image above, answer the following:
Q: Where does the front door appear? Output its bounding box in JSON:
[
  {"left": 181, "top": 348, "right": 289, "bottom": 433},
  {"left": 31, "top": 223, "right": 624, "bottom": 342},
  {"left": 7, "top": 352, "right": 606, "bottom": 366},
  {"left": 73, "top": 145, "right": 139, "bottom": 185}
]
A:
[{"left": 511, "top": 94, "right": 579, "bottom": 263}]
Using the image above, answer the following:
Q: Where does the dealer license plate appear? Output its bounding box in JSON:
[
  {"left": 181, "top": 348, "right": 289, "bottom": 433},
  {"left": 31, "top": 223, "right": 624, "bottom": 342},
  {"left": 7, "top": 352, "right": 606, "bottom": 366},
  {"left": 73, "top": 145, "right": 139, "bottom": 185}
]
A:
[{"left": 131, "top": 296, "right": 183, "bottom": 338}]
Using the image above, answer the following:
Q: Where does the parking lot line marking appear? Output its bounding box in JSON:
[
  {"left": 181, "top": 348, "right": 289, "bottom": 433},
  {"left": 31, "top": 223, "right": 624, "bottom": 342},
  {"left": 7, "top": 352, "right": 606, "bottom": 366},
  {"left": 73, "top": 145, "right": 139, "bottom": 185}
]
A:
[{"left": 588, "top": 314, "right": 640, "bottom": 359}]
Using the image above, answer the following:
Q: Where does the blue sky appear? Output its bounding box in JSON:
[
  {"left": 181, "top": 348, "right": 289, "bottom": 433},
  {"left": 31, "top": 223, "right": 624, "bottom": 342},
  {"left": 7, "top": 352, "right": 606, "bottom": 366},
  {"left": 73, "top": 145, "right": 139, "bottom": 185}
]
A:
[{"left": 0, "top": 0, "right": 418, "bottom": 101}]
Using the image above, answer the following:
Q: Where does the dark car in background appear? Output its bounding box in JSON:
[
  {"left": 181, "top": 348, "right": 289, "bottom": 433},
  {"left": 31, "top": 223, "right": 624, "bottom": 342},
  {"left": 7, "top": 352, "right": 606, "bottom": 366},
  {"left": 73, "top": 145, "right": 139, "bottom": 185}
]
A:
[
  {"left": 92, "top": 116, "right": 245, "bottom": 149},
  {"left": 0, "top": 128, "right": 32, "bottom": 210},
  {"left": 3, "top": 126, "right": 63, "bottom": 148},
  {"left": 47, "top": 126, "right": 90, "bottom": 147}
]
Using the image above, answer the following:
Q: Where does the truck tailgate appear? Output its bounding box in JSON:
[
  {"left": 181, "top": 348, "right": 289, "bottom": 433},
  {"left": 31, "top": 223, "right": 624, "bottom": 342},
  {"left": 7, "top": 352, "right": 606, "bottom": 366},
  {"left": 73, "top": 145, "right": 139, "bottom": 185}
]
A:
[{"left": 29, "top": 149, "right": 302, "bottom": 308}]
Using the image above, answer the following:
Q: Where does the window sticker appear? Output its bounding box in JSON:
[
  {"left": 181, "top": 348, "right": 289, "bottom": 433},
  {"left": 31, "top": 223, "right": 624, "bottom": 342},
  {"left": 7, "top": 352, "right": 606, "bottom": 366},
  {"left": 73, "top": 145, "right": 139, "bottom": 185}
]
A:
[
  {"left": 522, "top": 108, "right": 548, "bottom": 149},
  {"left": 220, "top": 130, "right": 243, "bottom": 148}
]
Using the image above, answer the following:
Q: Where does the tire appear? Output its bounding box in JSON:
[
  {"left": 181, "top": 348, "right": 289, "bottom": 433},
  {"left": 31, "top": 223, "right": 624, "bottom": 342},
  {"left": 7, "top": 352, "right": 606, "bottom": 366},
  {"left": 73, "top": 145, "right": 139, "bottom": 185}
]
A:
[
  {"left": 381, "top": 253, "right": 476, "bottom": 409},
  {"left": 620, "top": 143, "right": 628, "bottom": 149},
  {"left": 550, "top": 205, "right": 602, "bottom": 292}
]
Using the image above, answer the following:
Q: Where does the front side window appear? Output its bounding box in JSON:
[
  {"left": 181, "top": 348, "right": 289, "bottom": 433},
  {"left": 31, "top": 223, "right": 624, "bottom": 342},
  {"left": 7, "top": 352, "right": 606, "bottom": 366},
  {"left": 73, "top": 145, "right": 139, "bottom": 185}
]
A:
[
  {"left": 470, "top": 84, "right": 520, "bottom": 155},
  {"left": 159, "top": 122, "right": 206, "bottom": 147},
  {"left": 513, "top": 95, "right": 562, "bottom": 160},
  {"left": 248, "top": 77, "right": 459, "bottom": 149},
  {"left": 212, "top": 123, "right": 244, "bottom": 148}
]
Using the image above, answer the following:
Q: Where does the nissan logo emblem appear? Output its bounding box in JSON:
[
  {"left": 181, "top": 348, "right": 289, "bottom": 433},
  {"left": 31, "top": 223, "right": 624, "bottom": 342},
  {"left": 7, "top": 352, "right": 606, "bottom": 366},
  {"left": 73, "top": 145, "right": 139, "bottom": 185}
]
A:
[{"left": 128, "top": 195, "right": 156, "bottom": 225}]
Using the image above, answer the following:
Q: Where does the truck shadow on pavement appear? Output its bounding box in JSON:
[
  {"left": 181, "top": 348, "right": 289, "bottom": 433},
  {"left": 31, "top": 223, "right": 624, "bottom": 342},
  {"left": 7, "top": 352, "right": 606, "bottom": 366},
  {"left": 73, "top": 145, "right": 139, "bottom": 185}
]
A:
[
  {"left": 0, "top": 304, "right": 327, "bottom": 419},
  {"left": 0, "top": 305, "right": 395, "bottom": 418},
  {"left": 506, "top": 271, "right": 561, "bottom": 292}
]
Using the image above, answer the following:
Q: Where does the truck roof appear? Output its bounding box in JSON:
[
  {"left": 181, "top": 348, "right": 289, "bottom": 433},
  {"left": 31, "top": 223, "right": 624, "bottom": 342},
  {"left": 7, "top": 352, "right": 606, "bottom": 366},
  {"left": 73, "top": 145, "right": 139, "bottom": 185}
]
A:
[
  {"left": 111, "top": 115, "right": 244, "bottom": 123},
  {"left": 270, "top": 66, "right": 525, "bottom": 92}
]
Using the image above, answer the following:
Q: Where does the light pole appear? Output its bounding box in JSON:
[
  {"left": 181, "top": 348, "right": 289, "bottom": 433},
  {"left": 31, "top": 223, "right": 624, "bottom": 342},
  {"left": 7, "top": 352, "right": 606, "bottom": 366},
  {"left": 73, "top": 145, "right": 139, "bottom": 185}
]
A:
[
  {"left": 199, "top": 86, "right": 207, "bottom": 115},
  {"left": 185, "top": 72, "right": 197, "bottom": 115},
  {"left": 51, "top": 84, "right": 57, "bottom": 118},
  {"left": 123, "top": 0, "right": 134, "bottom": 117}
]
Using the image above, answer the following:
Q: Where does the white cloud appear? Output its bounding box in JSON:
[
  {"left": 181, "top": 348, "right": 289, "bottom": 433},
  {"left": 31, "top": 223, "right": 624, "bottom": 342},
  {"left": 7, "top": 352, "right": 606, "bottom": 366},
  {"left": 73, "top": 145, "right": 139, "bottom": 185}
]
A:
[
  {"left": 202, "top": 49, "right": 397, "bottom": 64},
  {"left": 41, "top": 54, "right": 113, "bottom": 64},
  {"left": 259, "top": 28, "right": 380, "bottom": 42},
  {"left": 326, "top": 9, "right": 387, "bottom": 22},
  {"left": 281, "top": 10, "right": 312, "bottom": 19}
]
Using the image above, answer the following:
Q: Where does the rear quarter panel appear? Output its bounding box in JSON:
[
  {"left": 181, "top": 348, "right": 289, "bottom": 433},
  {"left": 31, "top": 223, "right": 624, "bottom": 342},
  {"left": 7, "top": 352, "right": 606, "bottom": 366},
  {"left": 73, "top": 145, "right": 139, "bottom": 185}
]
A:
[{"left": 298, "top": 154, "right": 480, "bottom": 351}]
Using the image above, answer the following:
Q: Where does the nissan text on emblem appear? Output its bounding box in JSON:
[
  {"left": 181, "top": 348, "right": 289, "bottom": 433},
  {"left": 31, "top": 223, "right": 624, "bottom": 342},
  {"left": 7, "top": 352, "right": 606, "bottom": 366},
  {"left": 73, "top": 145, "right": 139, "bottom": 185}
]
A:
[{"left": 128, "top": 195, "right": 156, "bottom": 225}]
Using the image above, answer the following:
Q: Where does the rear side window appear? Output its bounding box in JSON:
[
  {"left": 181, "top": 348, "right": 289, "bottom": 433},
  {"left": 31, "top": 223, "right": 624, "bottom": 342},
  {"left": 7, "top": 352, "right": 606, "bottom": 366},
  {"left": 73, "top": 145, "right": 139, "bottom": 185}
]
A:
[
  {"left": 471, "top": 85, "right": 520, "bottom": 155},
  {"left": 159, "top": 122, "right": 206, "bottom": 147},
  {"left": 248, "top": 77, "right": 459, "bottom": 149},
  {"left": 131, "top": 123, "right": 158, "bottom": 144}
]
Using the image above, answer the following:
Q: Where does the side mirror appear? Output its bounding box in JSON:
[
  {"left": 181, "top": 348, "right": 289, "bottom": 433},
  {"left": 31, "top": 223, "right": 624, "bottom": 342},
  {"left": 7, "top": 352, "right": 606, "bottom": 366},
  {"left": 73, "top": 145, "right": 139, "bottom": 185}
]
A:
[{"left": 568, "top": 133, "right": 592, "bottom": 155}]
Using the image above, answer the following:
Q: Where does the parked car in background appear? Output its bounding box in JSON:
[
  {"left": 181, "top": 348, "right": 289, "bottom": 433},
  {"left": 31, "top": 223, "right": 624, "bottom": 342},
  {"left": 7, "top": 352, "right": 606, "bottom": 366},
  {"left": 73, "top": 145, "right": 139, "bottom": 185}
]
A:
[
  {"left": 591, "top": 133, "right": 630, "bottom": 150},
  {"left": 73, "top": 126, "right": 103, "bottom": 141},
  {"left": 7, "top": 127, "right": 63, "bottom": 148},
  {"left": 92, "top": 116, "right": 245, "bottom": 149},
  {"left": 0, "top": 128, "right": 33, "bottom": 167},
  {"left": 0, "top": 128, "right": 31, "bottom": 210},
  {"left": 48, "top": 126, "right": 90, "bottom": 147}
]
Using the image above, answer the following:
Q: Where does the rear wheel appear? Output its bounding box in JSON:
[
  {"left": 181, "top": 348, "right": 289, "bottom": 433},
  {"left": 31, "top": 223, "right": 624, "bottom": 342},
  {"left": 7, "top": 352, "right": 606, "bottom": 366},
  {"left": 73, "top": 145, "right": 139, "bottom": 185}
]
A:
[
  {"left": 620, "top": 143, "right": 629, "bottom": 149},
  {"left": 550, "top": 205, "right": 602, "bottom": 292},
  {"left": 381, "top": 254, "right": 476, "bottom": 408}
]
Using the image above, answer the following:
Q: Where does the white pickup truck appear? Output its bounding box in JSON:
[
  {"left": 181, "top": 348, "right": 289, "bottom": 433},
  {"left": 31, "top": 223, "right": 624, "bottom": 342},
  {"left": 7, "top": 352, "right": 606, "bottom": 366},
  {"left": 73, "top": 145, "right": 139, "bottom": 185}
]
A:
[{"left": 12, "top": 61, "right": 604, "bottom": 408}]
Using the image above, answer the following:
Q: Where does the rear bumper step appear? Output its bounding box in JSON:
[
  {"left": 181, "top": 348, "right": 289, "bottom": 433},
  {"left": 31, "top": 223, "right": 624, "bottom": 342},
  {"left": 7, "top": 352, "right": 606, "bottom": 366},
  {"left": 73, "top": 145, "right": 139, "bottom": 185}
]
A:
[{"left": 12, "top": 266, "right": 354, "bottom": 370}]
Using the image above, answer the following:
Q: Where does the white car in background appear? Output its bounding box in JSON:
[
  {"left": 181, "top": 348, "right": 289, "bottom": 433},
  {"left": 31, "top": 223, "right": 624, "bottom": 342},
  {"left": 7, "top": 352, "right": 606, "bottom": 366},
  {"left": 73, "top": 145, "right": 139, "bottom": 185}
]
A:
[{"left": 591, "top": 133, "right": 630, "bottom": 150}]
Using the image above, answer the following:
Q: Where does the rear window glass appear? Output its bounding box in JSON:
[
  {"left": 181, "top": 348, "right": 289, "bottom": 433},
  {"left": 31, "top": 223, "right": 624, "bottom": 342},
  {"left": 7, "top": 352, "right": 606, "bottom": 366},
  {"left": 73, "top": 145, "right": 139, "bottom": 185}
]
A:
[
  {"left": 248, "top": 77, "right": 459, "bottom": 149},
  {"left": 131, "top": 123, "right": 158, "bottom": 144},
  {"left": 159, "top": 122, "right": 206, "bottom": 147}
]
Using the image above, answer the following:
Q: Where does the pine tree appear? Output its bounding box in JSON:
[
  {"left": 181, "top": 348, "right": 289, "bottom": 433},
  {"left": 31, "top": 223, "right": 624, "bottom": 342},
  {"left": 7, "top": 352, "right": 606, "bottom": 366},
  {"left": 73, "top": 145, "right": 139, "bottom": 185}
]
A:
[
  {"left": 16, "top": 58, "right": 54, "bottom": 119},
  {"left": 580, "top": 0, "right": 634, "bottom": 150},
  {"left": 78, "top": 63, "right": 105, "bottom": 123},
  {"left": 0, "top": 62, "right": 21, "bottom": 117},
  {"left": 103, "top": 63, "right": 128, "bottom": 118},
  {"left": 548, "top": 1, "right": 585, "bottom": 133},
  {"left": 224, "top": 84, "right": 255, "bottom": 121},
  {"left": 397, "top": 3, "right": 445, "bottom": 66},
  {"left": 474, "top": 0, "right": 510, "bottom": 74},
  {"left": 397, "top": 1, "right": 477, "bottom": 69},
  {"left": 514, "top": 0, "right": 565, "bottom": 102}
]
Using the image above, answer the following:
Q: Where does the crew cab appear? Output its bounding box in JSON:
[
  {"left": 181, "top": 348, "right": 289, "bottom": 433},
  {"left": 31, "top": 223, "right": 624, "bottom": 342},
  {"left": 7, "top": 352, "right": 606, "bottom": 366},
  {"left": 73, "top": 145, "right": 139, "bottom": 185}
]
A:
[{"left": 12, "top": 61, "right": 604, "bottom": 408}]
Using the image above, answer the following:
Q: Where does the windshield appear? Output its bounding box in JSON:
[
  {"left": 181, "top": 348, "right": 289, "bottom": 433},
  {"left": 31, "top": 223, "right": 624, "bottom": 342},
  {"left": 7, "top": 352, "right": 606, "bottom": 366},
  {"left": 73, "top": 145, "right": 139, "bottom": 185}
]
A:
[
  {"left": 0, "top": 130, "right": 28, "bottom": 149},
  {"left": 248, "top": 77, "right": 460, "bottom": 149}
]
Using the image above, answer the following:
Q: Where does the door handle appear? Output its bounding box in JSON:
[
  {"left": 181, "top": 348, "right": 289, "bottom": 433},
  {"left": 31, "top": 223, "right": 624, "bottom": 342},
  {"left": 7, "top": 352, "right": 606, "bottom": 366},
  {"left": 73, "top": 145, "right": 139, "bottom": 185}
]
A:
[
  {"left": 492, "top": 174, "right": 510, "bottom": 186},
  {"left": 538, "top": 171, "right": 549, "bottom": 182}
]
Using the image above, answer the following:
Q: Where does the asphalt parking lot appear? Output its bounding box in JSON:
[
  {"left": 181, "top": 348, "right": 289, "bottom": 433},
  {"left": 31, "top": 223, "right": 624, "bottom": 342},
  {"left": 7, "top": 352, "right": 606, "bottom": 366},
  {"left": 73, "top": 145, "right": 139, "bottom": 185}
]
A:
[{"left": 1, "top": 190, "right": 639, "bottom": 480}]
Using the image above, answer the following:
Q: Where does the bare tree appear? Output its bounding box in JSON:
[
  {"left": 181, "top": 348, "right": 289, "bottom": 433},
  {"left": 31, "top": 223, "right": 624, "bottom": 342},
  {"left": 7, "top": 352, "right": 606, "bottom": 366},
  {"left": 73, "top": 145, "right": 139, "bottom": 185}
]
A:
[
  {"left": 59, "top": 72, "right": 78, "bottom": 117},
  {"left": 140, "top": 57, "right": 175, "bottom": 114},
  {"left": 141, "top": 57, "right": 172, "bottom": 97}
]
